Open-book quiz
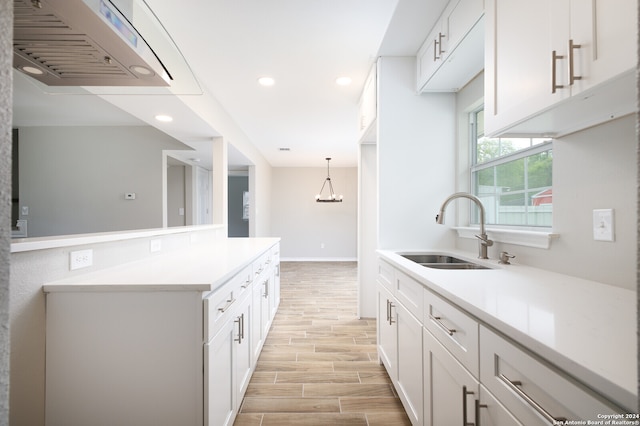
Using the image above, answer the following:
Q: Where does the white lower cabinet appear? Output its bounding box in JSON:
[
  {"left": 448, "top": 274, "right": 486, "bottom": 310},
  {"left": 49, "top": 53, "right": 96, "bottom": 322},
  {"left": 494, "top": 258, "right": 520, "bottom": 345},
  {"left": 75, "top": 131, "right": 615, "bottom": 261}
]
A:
[
  {"left": 205, "top": 293, "right": 253, "bottom": 426},
  {"left": 45, "top": 243, "right": 280, "bottom": 426},
  {"left": 423, "top": 327, "right": 479, "bottom": 426},
  {"left": 480, "top": 326, "right": 623, "bottom": 425},
  {"left": 396, "top": 302, "right": 424, "bottom": 425},
  {"left": 377, "top": 284, "right": 397, "bottom": 382},
  {"left": 478, "top": 385, "right": 523, "bottom": 426},
  {"left": 377, "top": 259, "right": 628, "bottom": 426},
  {"left": 205, "top": 318, "right": 235, "bottom": 426}
]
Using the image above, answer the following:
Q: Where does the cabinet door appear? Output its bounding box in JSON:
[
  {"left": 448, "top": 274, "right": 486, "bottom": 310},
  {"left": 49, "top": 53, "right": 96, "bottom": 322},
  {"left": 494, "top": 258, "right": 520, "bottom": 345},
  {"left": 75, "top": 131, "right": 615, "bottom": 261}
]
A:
[
  {"left": 570, "top": 0, "right": 637, "bottom": 95},
  {"left": 260, "top": 277, "right": 272, "bottom": 338},
  {"left": 424, "top": 328, "right": 479, "bottom": 426},
  {"left": 251, "top": 280, "right": 265, "bottom": 360},
  {"left": 485, "top": 0, "right": 570, "bottom": 134},
  {"left": 204, "top": 319, "right": 235, "bottom": 426},
  {"left": 416, "top": 22, "right": 445, "bottom": 90},
  {"left": 479, "top": 385, "right": 523, "bottom": 426},
  {"left": 235, "top": 300, "right": 253, "bottom": 405},
  {"left": 396, "top": 302, "right": 423, "bottom": 425},
  {"left": 442, "top": 0, "right": 483, "bottom": 54},
  {"left": 358, "top": 64, "right": 377, "bottom": 141},
  {"left": 377, "top": 284, "right": 397, "bottom": 382}
]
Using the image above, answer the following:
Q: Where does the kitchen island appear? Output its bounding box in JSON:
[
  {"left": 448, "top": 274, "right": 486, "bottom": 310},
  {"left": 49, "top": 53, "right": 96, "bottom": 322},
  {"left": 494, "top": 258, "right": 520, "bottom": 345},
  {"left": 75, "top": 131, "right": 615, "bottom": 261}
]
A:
[
  {"left": 377, "top": 249, "right": 636, "bottom": 425},
  {"left": 43, "top": 237, "right": 280, "bottom": 426}
]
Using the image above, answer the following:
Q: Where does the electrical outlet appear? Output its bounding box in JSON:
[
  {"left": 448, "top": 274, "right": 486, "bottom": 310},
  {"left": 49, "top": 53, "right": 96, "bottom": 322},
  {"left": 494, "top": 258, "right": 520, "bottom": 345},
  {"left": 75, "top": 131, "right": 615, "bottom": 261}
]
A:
[
  {"left": 70, "top": 249, "right": 93, "bottom": 270},
  {"left": 320, "top": 243, "right": 325, "bottom": 249}
]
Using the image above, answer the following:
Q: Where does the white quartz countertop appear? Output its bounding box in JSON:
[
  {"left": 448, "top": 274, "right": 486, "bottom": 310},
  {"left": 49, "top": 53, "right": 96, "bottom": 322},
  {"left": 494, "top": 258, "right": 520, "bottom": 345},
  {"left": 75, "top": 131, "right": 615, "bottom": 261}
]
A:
[
  {"left": 43, "top": 238, "right": 280, "bottom": 293},
  {"left": 377, "top": 249, "right": 637, "bottom": 412}
]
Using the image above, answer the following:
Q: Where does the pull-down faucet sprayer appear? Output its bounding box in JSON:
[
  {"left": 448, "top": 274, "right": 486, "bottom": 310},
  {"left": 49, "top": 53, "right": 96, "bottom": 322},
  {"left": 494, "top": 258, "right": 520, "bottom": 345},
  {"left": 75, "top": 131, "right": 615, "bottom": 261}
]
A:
[{"left": 436, "top": 192, "right": 493, "bottom": 259}]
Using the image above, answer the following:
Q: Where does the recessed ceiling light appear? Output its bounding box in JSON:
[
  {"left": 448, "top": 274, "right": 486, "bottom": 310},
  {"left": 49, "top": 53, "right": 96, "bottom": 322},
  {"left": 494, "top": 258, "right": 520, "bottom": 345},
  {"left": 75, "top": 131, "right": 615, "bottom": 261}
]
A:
[
  {"left": 279, "top": 147, "right": 291, "bottom": 151},
  {"left": 130, "top": 65, "right": 154, "bottom": 76},
  {"left": 258, "top": 76, "right": 275, "bottom": 86},
  {"left": 335, "top": 76, "right": 352, "bottom": 86},
  {"left": 21, "top": 66, "right": 44, "bottom": 75},
  {"left": 155, "top": 114, "right": 173, "bottom": 122}
]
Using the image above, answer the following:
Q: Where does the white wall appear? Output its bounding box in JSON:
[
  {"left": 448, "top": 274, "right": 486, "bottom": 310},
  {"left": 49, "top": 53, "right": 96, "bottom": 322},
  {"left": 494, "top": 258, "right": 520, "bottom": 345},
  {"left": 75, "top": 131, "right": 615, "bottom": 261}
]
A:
[
  {"left": 18, "top": 126, "right": 191, "bottom": 237},
  {"left": 377, "top": 56, "right": 457, "bottom": 250},
  {"left": 455, "top": 73, "right": 637, "bottom": 290},
  {"left": 358, "top": 143, "right": 378, "bottom": 318},
  {"left": 271, "top": 167, "right": 357, "bottom": 260}
]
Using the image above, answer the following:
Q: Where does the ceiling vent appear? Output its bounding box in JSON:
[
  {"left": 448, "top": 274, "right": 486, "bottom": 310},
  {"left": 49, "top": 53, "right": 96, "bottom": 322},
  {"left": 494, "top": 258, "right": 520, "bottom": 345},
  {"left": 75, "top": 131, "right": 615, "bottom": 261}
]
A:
[{"left": 13, "top": 0, "right": 171, "bottom": 87}]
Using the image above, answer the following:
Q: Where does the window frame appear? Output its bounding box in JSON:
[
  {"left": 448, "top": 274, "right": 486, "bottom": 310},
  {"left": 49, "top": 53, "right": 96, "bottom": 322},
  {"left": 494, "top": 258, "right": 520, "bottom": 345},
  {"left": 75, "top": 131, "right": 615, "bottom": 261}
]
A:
[{"left": 469, "top": 107, "right": 553, "bottom": 230}]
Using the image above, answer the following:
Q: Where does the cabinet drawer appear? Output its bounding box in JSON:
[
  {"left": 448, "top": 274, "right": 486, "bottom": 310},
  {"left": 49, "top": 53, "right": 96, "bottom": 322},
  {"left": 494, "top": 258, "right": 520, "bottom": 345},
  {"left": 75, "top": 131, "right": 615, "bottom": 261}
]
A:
[
  {"left": 424, "top": 290, "right": 479, "bottom": 377},
  {"left": 377, "top": 259, "right": 395, "bottom": 293},
  {"left": 204, "top": 266, "right": 251, "bottom": 341},
  {"left": 394, "top": 269, "right": 423, "bottom": 319},
  {"left": 252, "top": 251, "right": 272, "bottom": 280},
  {"left": 480, "top": 326, "right": 622, "bottom": 425}
]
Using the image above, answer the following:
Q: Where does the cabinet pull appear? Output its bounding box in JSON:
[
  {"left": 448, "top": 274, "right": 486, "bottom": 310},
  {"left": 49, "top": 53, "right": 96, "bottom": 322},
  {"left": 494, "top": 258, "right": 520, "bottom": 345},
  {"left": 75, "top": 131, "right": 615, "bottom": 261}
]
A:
[
  {"left": 429, "top": 314, "right": 456, "bottom": 336},
  {"left": 498, "top": 373, "right": 567, "bottom": 424},
  {"left": 241, "top": 278, "right": 251, "bottom": 289},
  {"left": 462, "top": 385, "right": 475, "bottom": 426},
  {"left": 218, "top": 297, "right": 236, "bottom": 313},
  {"left": 551, "top": 50, "right": 565, "bottom": 94},
  {"left": 386, "top": 299, "right": 390, "bottom": 323},
  {"left": 389, "top": 301, "right": 396, "bottom": 325},
  {"left": 263, "top": 281, "right": 269, "bottom": 299},
  {"left": 475, "top": 399, "right": 488, "bottom": 426},
  {"left": 433, "top": 38, "right": 438, "bottom": 61},
  {"left": 234, "top": 313, "right": 244, "bottom": 343},
  {"left": 568, "top": 39, "right": 582, "bottom": 85},
  {"left": 437, "top": 32, "right": 445, "bottom": 57}
]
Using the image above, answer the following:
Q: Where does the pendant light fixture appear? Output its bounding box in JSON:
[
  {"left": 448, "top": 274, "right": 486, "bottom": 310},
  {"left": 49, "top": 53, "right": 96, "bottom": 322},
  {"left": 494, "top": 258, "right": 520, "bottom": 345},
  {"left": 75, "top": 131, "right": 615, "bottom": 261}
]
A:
[{"left": 315, "top": 157, "right": 343, "bottom": 203}]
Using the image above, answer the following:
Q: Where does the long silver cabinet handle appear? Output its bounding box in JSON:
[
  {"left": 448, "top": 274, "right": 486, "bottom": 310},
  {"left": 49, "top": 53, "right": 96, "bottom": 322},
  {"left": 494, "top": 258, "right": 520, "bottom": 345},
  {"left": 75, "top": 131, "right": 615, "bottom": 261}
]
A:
[
  {"left": 234, "top": 315, "right": 242, "bottom": 343},
  {"left": 218, "top": 297, "right": 236, "bottom": 313},
  {"left": 568, "top": 39, "right": 582, "bottom": 85},
  {"left": 475, "top": 399, "right": 487, "bottom": 426},
  {"left": 462, "top": 385, "right": 475, "bottom": 426},
  {"left": 551, "top": 50, "right": 565, "bottom": 94},
  {"left": 429, "top": 314, "right": 456, "bottom": 336},
  {"left": 388, "top": 302, "right": 395, "bottom": 325},
  {"left": 498, "top": 373, "right": 567, "bottom": 424}
]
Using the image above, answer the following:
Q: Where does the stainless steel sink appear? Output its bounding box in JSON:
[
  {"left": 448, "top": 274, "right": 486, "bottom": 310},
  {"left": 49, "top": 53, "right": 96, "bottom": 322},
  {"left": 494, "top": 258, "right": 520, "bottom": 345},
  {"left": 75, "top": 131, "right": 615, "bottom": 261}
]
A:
[{"left": 400, "top": 253, "right": 490, "bottom": 270}]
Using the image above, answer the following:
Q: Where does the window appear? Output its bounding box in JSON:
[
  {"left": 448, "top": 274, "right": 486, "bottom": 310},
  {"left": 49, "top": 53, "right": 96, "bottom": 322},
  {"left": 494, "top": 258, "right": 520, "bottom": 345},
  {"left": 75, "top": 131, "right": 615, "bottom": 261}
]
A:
[{"left": 471, "top": 109, "right": 552, "bottom": 227}]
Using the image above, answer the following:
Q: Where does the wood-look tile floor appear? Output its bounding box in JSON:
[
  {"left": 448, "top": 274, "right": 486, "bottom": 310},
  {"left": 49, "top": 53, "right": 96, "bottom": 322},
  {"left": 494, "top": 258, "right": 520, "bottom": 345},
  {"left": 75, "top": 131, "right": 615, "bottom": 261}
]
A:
[{"left": 233, "top": 261, "right": 411, "bottom": 426}]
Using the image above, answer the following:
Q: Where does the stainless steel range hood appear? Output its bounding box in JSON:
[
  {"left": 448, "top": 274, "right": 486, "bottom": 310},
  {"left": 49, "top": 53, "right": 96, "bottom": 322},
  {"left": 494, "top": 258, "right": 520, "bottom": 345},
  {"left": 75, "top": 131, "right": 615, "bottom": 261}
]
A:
[{"left": 13, "top": 0, "right": 172, "bottom": 87}]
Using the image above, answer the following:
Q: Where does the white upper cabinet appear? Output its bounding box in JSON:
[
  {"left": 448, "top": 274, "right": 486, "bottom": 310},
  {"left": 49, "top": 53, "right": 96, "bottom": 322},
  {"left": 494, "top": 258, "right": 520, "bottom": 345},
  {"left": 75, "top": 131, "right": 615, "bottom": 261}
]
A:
[
  {"left": 358, "top": 64, "right": 377, "bottom": 143},
  {"left": 417, "top": 0, "right": 485, "bottom": 92},
  {"left": 484, "top": 0, "right": 637, "bottom": 137}
]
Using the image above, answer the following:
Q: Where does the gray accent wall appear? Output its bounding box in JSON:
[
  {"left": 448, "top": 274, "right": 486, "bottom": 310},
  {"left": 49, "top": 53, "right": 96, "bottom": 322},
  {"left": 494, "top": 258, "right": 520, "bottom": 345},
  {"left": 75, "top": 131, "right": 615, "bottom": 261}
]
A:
[
  {"left": 228, "top": 175, "right": 248, "bottom": 237},
  {"left": 17, "top": 126, "right": 192, "bottom": 237}
]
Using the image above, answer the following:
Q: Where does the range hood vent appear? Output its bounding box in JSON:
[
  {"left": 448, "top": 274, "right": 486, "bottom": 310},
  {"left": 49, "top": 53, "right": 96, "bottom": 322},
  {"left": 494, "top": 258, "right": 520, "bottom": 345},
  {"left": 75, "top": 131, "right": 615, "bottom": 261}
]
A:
[{"left": 13, "top": 0, "right": 172, "bottom": 87}]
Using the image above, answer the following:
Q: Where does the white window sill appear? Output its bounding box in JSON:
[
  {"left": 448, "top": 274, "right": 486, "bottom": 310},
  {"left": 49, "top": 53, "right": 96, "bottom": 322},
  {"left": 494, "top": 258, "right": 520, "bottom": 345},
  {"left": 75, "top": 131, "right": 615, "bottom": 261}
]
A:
[{"left": 453, "top": 227, "right": 559, "bottom": 249}]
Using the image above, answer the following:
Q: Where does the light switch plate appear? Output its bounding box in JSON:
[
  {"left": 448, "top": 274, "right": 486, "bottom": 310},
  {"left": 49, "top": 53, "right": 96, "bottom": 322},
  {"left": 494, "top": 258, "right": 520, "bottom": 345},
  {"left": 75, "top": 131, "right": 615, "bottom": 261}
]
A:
[{"left": 593, "top": 209, "right": 615, "bottom": 242}]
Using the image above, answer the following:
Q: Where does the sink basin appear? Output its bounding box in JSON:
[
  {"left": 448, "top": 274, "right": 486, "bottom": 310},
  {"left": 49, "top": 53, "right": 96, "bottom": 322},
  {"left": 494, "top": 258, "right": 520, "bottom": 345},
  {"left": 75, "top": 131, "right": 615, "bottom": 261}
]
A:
[{"left": 400, "top": 253, "right": 490, "bottom": 270}]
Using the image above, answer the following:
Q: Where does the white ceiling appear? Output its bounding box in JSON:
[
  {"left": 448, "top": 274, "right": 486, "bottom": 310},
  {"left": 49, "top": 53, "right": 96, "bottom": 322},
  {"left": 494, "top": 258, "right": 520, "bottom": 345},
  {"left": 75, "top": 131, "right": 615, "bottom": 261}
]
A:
[{"left": 12, "top": 0, "right": 447, "bottom": 169}]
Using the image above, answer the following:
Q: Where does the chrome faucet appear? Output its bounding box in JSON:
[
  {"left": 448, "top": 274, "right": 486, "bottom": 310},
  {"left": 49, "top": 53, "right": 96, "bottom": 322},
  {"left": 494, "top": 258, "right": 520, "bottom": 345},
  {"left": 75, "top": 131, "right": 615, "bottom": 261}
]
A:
[{"left": 435, "top": 192, "right": 493, "bottom": 259}]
